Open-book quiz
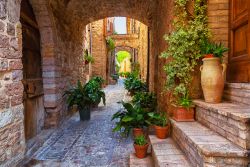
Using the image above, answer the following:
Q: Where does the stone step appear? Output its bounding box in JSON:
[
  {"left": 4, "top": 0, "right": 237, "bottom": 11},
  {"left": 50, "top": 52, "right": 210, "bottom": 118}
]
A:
[
  {"left": 129, "top": 154, "right": 154, "bottom": 167},
  {"left": 149, "top": 135, "right": 192, "bottom": 167},
  {"left": 171, "top": 120, "right": 250, "bottom": 167},
  {"left": 194, "top": 99, "right": 250, "bottom": 149}
]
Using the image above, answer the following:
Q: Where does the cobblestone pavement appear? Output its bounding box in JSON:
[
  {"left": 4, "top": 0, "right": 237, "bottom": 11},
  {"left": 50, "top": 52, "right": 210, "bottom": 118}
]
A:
[{"left": 25, "top": 83, "right": 133, "bottom": 167}]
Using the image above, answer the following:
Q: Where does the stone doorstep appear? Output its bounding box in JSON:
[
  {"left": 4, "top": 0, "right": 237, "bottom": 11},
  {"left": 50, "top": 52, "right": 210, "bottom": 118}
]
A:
[
  {"left": 149, "top": 135, "right": 192, "bottom": 167},
  {"left": 193, "top": 99, "right": 250, "bottom": 123},
  {"left": 129, "top": 153, "right": 154, "bottom": 167},
  {"left": 171, "top": 120, "right": 249, "bottom": 159}
]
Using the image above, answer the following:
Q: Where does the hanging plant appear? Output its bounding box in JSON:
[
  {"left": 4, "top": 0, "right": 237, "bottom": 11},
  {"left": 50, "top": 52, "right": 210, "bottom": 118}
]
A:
[
  {"left": 161, "top": 0, "right": 210, "bottom": 105},
  {"left": 84, "top": 49, "right": 94, "bottom": 64},
  {"left": 106, "top": 37, "right": 115, "bottom": 51}
]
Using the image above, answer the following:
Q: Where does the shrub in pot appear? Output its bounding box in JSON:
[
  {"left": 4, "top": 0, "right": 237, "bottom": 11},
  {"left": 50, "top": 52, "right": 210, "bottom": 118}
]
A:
[
  {"left": 147, "top": 112, "right": 170, "bottom": 139},
  {"left": 200, "top": 41, "right": 228, "bottom": 103},
  {"left": 64, "top": 80, "right": 93, "bottom": 121},
  {"left": 132, "top": 92, "right": 157, "bottom": 112},
  {"left": 133, "top": 135, "right": 149, "bottom": 159},
  {"left": 173, "top": 88, "right": 194, "bottom": 122},
  {"left": 111, "top": 101, "right": 150, "bottom": 137}
]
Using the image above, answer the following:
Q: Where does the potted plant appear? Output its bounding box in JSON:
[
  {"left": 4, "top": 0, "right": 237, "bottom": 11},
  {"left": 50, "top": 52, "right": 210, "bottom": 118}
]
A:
[
  {"left": 172, "top": 86, "right": 195, "bottom": 122},
  {"left": 133, "top": 135, "right": 149, "bottom": 159},
  {"left": 84, "top": 49, "right": 94, "bottom": 65},
  {"left": 132, "top": 92, "right": 157, "bottom": 112},
  {"left": 85, "top": 77, "right": 106, "bottom": 108},
  {"left": 65, "top": 80, "right": 92, "bottom": 121},
  {"left": 124, "top": 73, "right": 147, "bottom": 95},
  {"left": 112, "top": 101, "right": 149, "bottom": 137},
  {"left": 147, "top": 112, "right": 170, "bottom": 139},
  {"left": 200, "top": 41, "right": 228, "bottom": 103}
]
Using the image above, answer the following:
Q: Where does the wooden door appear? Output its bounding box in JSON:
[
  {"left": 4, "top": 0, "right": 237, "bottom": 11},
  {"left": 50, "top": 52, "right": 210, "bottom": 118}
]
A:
[
  {"left": 228, "top": 0, "right": 250, "bottom": 82},
  {"left": 21, "top": 0, "right": 44, "bottom": 140}
]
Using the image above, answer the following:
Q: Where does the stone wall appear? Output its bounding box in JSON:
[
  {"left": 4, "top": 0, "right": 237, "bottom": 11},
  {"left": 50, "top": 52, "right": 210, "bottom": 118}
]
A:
[
  {"left": 90, "top": 20, "right": 108, "bottom": 82},
  {"left": 0, "top": 0, "right": 25, "bottom": 165}
]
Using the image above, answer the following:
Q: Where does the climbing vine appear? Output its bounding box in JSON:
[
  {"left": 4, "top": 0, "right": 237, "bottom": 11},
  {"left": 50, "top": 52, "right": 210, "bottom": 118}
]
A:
[{"left": 161, "top": 0, "right": 209, "bottom": 100}]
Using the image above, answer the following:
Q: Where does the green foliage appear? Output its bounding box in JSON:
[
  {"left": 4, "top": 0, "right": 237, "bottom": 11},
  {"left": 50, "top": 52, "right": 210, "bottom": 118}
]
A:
[
  {"left": 64, "top": 80, "right": 93, "bottom": 110},
  {"left": 201, "top": 40, "right": 228, "bottom": 59},
  {"left": 132, "top": 92, "right": 157, "bottom": 111},
  {"left": 147, "top": 112, "right": 168, "bottom": 127},
  {"left": 106, "top": 37, "right": 115, "bottom": 51},
  {"left": 131, "top": 62, "right": 141, "bottom": 77},
  {"left": 84, "top": 49, "right": 94, "bottom": 63},
  {"left": 124, "top": 72, "right": 147, "bottom": 94},
  {"left": 119, "top": 72, "right": 130, "bottom": 77},
  {"left": 117, "top": 51, "right": 131, "bottom": 64},
  {"left": 134, "top": 135, "right": 148, "bottom": 146},
  {"left": 161, "top": 0, "right": 209, "bottom": 104},
  {"left": 85, "top": 77, "right": 106, "bottom": 106},
  {"left": 111, "top": 101, "right": 150, "bottom": 137},
  {"left": 111, "top": 74, "right": 119, "bottom": 80}
]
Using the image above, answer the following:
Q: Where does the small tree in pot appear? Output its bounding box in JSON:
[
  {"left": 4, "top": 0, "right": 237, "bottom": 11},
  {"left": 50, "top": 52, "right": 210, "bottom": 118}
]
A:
[
  {"left": 134, "top": 135, "right": 149, "bottom": 159},
  {"left": 132, "top": 92, "right": 157, "bottom": 112}
]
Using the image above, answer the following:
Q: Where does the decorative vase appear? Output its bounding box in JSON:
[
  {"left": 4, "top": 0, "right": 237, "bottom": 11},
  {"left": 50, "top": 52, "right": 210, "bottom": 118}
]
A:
[
  {"left": 154, "top": 125, "right": 170, "bottom": 139},
  {"left": 133, "top": 128, "right": 144, "bottom": 138},
  {"left": 200, "top": 57, "right": 226, "bottom": 103},
  {"left": 79, "top": 106, "right": 91, "bottom": 121},
  {"left": 134, "top": 143, "right": 149, "bottom": 159},
  {"left": 173, "top": 107, "right": 195, "bottom": 122}
]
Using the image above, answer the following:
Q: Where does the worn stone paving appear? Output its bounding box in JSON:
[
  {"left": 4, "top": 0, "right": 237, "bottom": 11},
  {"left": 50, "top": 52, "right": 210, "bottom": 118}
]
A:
[{"left": 25, "top": 83, "right": 133, "bottom": 167}]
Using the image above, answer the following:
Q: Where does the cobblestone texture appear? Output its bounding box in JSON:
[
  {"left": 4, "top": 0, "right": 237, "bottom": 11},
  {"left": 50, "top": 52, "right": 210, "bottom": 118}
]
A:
[{"left": 25, "top": 83, "right": 133, "bottom": 167}]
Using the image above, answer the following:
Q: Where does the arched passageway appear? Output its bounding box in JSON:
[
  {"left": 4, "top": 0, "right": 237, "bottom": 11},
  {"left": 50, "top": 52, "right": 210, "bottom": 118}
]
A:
[{"left": 0, "top": 0, "right": 172, "bottom": 166}]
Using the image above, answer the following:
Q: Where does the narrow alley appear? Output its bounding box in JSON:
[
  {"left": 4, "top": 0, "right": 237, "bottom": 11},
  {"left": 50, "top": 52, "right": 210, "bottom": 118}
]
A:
[{"left": 25, "top": 83, "right": 133, "bottom": 167}]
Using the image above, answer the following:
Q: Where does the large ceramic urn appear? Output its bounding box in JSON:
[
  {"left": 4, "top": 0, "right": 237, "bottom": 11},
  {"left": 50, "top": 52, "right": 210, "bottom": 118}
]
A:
[{"left": 200, "top": 57, "right": 226, "bottom": 103}]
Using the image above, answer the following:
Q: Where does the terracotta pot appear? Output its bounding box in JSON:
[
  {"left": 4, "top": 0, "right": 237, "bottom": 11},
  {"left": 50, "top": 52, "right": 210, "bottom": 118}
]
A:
[
  {"left": 154, "top": 125, "right": 170, "bottom": 139},
  {"left": 200, "top": 58, "right": 226, "bottom": 103},
  {"left": 204, "top": 54, "right": 214, "bottom": 58},
  {"left": 133, "top": 128, "right": 144, "bottom": 138},
  {"left": 173, "top": 107, "right": 195, "bottom": 122},
  {"left": 134, "top": 143, "right": 149, "bottom": 159}
]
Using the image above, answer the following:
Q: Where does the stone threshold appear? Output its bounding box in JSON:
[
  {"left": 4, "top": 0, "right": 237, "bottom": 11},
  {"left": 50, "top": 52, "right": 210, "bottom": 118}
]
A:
[
  {"left": 171, "top": 120, "right": 249, "bottom": 158},
  {"left": 149, "top": 135, "right": 192, "bottom": 167},
  {"left": 225, "top": 83, "right": 250, "bottom": 90},
  {"left": 194, "top": 99, "right": 250, "bottom": 123}
]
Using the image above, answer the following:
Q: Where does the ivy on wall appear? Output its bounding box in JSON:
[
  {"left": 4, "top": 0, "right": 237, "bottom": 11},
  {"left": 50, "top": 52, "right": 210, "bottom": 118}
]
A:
[{"left": 161, "top": 0, "right": 209, "bottom": 100}]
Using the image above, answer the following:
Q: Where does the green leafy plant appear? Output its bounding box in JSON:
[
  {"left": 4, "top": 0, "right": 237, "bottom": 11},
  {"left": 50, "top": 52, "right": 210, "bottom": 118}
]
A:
[
  {"left": 132, "top": 92, "right": 157, "bottom": 111},
  {"left": 92, "top": 76, "right": 105, "bottom": 86},
  {"left": 106, "top": 37, "right": 115, "bottom": 51},
  {"left": 84, "top": 78, "right": 106, "bottom": 106},
  {"left": 201, "top": 40, "right": 228, "bottom": 59},
  {"left": 84, "top": 49, "right": 94, "bottom": 63},
  {"left": 173, "top": 84, "right": 193, "bottom": 108},
  {"left": 147, "top": 112, "right": 168, "bottom": 127},
  {"left": 111, "top": 101, "right": 149, "bottom": 137},
  {"left": 161, "top": 0, "right": 209, "bottom": 104},
  {"left": 134, "top": 135, "right": 148, "bottom": 146},
  {"left": 64, "top": 80, "right": 92, "bottom": 110},
  {"left": 124, "top": 72, "right": 147, "bottom": 94}
]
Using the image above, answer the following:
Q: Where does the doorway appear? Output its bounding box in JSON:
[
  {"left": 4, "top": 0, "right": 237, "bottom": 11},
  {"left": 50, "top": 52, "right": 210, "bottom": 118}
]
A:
[{"left": 21, "top": 0, "right": 45, "bottom": 140}]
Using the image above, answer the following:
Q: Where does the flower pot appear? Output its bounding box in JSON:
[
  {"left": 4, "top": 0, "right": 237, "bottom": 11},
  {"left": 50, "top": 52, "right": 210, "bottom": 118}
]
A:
[
  {"left": 200, "top": 57, "right": 226, "bottom": 103},
  {"left": 154, "top": 125, "right": 170, "bottom": 139},
  {"left": 79, "top": 106, "right": 91, "bottom": 121},
  {"left": 134, "top": 143, "right": 149, "bottom": 159},
  {"left": 133, "top": 128, "right": 144, "bottom": 138},
  {"left": 173, "top": 107, "right": 194, "bottom": 122},
  {"left": 204, "top": 54, "right": 214, "bottom": 58}
]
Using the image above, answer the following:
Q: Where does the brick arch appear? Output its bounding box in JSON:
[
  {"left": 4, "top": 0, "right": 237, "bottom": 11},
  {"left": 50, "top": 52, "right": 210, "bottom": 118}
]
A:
[
  {"left": 50, "top": 0, "right": 157, "bottom": 28},
  {"left": 25, "top": 0, "right": 60, "bottom": 127}
]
